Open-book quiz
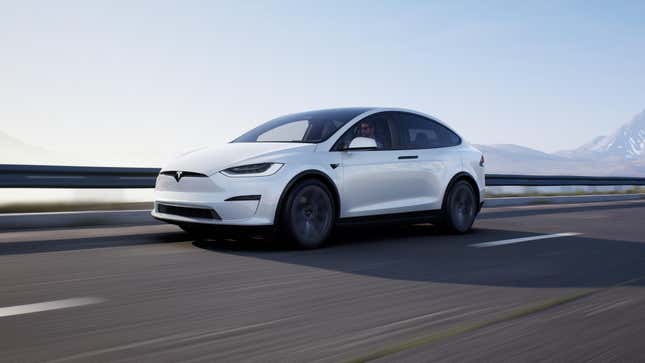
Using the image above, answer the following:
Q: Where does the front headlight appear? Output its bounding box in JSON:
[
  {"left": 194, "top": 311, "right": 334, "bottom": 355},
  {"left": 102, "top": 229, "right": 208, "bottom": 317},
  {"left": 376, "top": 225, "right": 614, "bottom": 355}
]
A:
[{"left": 220, "top": 163, "right": 284, "bottom": 177}]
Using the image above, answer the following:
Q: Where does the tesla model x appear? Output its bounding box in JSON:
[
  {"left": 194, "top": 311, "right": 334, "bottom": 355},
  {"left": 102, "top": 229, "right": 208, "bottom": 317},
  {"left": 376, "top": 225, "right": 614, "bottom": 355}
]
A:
[{"left": 152, "top": 108, "right": 485, "bottom": 248}]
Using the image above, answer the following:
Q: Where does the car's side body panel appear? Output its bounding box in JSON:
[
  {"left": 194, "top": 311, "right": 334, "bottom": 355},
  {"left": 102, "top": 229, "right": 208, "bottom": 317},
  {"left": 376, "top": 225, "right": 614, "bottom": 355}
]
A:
[
  {"left": 326, "top": 108, "right": 481, "bottom": 218},
  {"left": 337, "top": 145, "right": 465, "bottom": 218},
  {"left": 339, "top": 149, "right": 421, "bottom": 217}
]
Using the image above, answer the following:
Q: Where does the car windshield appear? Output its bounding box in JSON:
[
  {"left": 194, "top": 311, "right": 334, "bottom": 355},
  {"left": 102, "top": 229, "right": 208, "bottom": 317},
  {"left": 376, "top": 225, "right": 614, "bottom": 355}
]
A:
[{"left": 232, "top": 108, "right": 370, "bottom": 143}]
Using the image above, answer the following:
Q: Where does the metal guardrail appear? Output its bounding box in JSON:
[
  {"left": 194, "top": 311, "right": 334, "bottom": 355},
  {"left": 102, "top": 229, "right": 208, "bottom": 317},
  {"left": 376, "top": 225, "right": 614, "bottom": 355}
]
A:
[
  {"left": 1, "top": 164, "right": 645, "bottom": 188},
  {"left": 0, "top": 164, "right": 160, "bottom": 188},
  {"left": 485, "top": 174, "right": 645, "bottom": 187}
]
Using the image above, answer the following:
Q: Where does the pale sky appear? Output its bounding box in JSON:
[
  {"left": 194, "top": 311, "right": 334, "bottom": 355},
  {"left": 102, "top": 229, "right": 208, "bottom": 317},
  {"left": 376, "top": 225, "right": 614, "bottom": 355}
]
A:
[{"left": 2, "top": 0, "right": 645, "bottom": 166}]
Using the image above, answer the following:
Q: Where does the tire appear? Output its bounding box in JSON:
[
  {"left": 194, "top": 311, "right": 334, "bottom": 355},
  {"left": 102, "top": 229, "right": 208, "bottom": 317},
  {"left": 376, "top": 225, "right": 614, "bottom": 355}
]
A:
[
  {"left": 441, "top": 180, "right": 477, "bottom": 233},
  {"left": 280, "top": 179, "right": 335, "bottom": 249},
  {"left": 179, "top": 223, "right": 212, "bottom": 239}
]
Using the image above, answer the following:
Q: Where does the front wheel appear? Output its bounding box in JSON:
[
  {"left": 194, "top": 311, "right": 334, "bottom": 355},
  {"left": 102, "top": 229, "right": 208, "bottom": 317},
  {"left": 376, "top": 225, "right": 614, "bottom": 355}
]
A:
[
  {"left": 441, "top": 180, "right": 477, "bottom": 233},
  {"left": 280, "top": 179, "right": 335, "bottom": 249}
]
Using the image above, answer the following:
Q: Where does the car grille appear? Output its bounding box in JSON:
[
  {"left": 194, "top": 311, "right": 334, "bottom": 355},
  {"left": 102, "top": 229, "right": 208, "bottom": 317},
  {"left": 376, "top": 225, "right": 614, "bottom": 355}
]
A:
[
  {"left": 155, "top": 173, "right": 220, "bottom": 192},
  {"left": 157, "top": 203, "right": 221, "bottom": 220},
  {"left": 159, "top": 171, "right": 208, "bottom": 179}
]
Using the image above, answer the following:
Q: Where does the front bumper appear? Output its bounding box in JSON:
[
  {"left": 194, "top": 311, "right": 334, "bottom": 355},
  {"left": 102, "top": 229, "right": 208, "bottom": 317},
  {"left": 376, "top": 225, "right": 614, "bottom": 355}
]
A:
[{"left": 151, "top": 171, "right": 287, "bottom": 226}]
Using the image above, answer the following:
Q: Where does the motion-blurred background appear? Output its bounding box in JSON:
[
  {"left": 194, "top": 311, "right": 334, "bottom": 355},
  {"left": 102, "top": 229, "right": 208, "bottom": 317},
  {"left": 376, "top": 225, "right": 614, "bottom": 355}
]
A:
[{"left": 2, "top": 1, "right": 645, "bottom": 207}]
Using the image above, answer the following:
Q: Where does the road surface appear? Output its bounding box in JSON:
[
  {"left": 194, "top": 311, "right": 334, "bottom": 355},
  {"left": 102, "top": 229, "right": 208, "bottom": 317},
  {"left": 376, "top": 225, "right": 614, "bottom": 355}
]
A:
[{"left": 1, "top": 200, "right": 645, "bottom": 362}]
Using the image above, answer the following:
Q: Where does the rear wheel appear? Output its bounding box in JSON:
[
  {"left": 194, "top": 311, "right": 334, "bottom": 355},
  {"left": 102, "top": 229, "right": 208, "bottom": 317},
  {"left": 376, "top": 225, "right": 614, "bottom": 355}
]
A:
[
  {"left": 441, "top": 180, "right": 477, "bottom": 233},
  {"left": 280, "top": 179, "right": 335, "bottom": 249}
]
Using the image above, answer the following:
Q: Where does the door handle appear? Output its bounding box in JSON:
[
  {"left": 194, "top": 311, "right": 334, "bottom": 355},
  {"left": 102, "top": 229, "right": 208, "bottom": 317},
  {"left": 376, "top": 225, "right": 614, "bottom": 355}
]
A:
[{"left": 398, "top": 155, "right": 418, "bottom": 160}]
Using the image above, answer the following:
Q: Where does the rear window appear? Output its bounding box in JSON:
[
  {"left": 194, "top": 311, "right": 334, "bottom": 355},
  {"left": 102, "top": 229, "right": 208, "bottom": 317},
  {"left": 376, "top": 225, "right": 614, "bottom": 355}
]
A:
[{"left": 392, "top": 112, "right": 461, "bottom": 149}]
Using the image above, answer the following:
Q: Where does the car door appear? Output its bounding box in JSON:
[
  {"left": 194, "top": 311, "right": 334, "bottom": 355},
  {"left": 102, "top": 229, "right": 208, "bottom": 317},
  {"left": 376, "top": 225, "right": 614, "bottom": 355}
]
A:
[
  {"left": 335, "top": 112, "right": 433, "bottom": 218},
  {"left": 390, "top": 111, "right": 463, "bottom": 211}
]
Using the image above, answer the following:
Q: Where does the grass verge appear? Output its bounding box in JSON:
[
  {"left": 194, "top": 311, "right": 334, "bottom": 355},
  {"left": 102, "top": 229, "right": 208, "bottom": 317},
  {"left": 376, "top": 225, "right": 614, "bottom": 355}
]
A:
[
  {"left": 344, "top": 290, "right": 595, "bottom": 363},
  {"left": 346, "top": 275, "right": 645, "bottom": 363}
]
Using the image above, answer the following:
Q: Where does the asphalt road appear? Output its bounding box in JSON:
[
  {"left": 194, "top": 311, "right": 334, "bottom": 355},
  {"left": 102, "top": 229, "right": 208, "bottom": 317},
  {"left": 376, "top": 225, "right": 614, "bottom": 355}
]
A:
[{"left": 1, "top": 200, "right": 645, "bottom": 362}]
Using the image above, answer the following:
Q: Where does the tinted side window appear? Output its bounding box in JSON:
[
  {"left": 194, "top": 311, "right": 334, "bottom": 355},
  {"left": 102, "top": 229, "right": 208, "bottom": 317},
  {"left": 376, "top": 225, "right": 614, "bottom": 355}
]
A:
[
  {"left": 392, "top": 112, "right": 461, "bottom": 149},
  {"left": 333, "top": 112, "right": 394, "bottom": 150}
]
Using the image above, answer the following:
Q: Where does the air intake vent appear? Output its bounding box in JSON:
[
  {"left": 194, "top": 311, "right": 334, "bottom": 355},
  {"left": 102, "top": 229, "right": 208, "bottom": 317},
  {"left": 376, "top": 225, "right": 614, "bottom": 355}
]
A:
[{"left": 157, "top": 204, "right": 221, "bottom": 220}]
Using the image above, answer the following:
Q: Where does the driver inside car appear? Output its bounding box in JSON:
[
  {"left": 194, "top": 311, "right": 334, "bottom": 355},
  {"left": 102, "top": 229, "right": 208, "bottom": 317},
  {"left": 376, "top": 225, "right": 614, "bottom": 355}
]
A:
[{"left": 358, "top": 120, "right": 384, "bottom": 149}]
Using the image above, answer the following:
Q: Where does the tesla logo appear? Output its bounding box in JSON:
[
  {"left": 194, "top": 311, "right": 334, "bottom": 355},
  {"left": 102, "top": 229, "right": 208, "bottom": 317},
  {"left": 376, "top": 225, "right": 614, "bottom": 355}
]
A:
[{"left": 174, "top": 171, "right": 183, "bottom": 182}]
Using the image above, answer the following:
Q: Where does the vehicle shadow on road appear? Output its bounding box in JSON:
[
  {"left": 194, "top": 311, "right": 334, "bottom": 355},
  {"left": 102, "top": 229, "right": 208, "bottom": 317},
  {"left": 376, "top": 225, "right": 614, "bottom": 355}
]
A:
[{"left": 193, "top": 223, "right": 645, "bottom": 289}]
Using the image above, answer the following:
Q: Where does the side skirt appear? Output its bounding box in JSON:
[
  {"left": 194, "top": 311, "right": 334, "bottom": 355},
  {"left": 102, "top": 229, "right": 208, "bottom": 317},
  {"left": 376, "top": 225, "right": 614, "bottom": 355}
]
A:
[{"left": 336, "top": 209, "right": 443, "bottom": 226}]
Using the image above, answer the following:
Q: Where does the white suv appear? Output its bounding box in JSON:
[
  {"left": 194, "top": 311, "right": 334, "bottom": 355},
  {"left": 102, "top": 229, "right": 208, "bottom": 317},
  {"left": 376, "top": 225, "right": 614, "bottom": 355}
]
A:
[{"left": 153, "top": 108, "right": 485, "bottom": 248}]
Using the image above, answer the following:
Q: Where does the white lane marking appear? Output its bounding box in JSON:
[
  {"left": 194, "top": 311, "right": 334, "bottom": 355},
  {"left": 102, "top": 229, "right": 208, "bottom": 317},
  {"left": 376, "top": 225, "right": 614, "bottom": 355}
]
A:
[
  {"left": 0, "top": 297, "right": 105, "bottom": 318},
  {"left": 469, "top": 232, "right": 581, "bottom": 248}
]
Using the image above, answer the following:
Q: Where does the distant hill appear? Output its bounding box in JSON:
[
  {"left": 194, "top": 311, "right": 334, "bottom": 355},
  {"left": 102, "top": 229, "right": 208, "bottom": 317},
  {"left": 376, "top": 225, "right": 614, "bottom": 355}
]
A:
[
  {"left": 0, "top": 131, "right": 52, "bottom": 164},
  {"left": 0, "top": 130, "right": 165, "bottom": 167},
  {"left": 476, "top": 144, "right": 565, "bottom": 161},
  {"left": 476, "top": 143, "right": 645, "bottom": 176}
]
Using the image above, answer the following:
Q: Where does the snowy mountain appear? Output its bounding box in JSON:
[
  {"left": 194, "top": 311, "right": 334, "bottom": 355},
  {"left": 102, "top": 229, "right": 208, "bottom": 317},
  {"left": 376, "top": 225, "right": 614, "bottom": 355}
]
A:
[
  {"left": 559, "top": 109, "right": 645, "bottom": 160},
  {"left": 476, "top": 109, "right": 645, "bottom": 176}
]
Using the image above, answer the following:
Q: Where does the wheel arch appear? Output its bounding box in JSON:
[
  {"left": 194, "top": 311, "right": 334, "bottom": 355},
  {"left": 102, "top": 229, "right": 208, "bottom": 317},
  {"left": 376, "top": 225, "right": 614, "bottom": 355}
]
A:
[
  {"left": 441, "top": 172, "right": 481, "bottom": 212},
  {"left": 274, "top": 170, "right": 341, "bottom": 225}
]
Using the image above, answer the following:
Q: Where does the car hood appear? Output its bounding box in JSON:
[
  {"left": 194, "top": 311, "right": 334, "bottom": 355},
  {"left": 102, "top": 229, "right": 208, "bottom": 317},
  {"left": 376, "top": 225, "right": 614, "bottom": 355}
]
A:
[{"left": 161, "top": 142, "right": 316, "bottom": 176}]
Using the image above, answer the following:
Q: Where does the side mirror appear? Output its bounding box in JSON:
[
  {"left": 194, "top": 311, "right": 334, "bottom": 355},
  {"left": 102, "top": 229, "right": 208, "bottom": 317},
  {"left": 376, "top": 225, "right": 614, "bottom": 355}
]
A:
[{"left": 346, "top": 137, "right": 378, "bottom": 151}]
